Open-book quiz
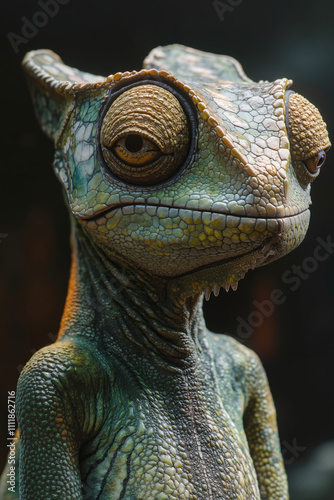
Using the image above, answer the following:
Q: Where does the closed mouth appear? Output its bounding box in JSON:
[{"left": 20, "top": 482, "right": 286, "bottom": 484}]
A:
[
  {"left": 79, "top": 202, "right": 309, "bottom": 222},
  {"left": 79, "top": 203, "right": 309, "bottom": 299}
]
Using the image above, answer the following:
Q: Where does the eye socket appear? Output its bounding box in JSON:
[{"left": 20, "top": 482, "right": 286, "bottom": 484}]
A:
[
  {"left": 100, "top": 84, "right": 190, "bottom": 186},
  {"left": 304, "top": 150, "right": 326, "bottom": 174}
]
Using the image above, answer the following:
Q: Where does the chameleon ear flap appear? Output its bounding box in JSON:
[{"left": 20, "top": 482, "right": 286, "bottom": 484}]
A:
[
  {"left": 22, "top": 50, "right": 105, "bottom": 143},
  {"left": 23, "top": 45, "right": 252, "bottom": 143},
  {"left": 144, "top": 44, "right": 253, "bottom": 84}
]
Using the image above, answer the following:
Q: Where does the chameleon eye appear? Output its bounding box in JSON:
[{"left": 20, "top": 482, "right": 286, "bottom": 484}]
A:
[
  {"left": 303, "top": 150, "right": 326, "bottom": 174},
  {"left": 100, "top": 84, "right": 190, "bottom": 186},
  {"left": 286, "top": 92, "right": 331, "bottom": 185}
]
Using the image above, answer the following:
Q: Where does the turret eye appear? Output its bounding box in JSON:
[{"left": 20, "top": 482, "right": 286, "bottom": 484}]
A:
[
  {"left": 304, "top": 150, "right": 326, "bottom": 174},
  {"left": 286, "top": 92, "right": 331, "bottom": 185},
  {"left": 100, "top": 84, "right": 190, "bottom": 186}
]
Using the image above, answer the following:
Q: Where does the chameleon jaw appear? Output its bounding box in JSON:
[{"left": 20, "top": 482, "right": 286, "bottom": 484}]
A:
[
  {"left": 167, "top": 205, "right": 311, "bottom": 302},
  {"left": 167, "top": 233, "right": 280, "bottom": 301}
]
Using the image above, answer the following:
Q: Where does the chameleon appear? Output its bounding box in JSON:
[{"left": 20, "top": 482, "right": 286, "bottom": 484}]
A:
[{"left": 0, "top": 44, "right": 330, "bottom": 499}]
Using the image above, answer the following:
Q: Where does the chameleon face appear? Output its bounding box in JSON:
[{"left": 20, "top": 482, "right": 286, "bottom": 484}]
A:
[{"left": 23, "top": 45, "right": 330, "bottom": 298}]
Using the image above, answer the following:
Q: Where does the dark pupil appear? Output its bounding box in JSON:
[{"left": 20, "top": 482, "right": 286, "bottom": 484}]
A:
[
  {"left": 125, "top": 134, "right": 143, "bottom": 153},
  {"left": 317, "top": 154, "right": 325, "bottom": 167}
]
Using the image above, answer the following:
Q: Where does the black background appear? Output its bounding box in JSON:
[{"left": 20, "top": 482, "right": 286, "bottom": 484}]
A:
[{"left": 1, "top": 1, "right": 334, "bottom": 498}]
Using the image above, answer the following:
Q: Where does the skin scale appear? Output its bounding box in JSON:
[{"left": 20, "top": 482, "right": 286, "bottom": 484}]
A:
[{"left": 0, "top": 45, "right": 330, "bottom": 499}]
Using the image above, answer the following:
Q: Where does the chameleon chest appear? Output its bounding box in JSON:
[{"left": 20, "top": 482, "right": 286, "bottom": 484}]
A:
[{"left": 80, "top": 370, "right": 259, "bottom": 499}]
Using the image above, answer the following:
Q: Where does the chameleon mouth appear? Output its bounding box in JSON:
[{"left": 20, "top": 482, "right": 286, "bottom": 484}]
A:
[
  {"left": 80, "top": 203, "right": 310, "bottom": 296},
  {"left": 79, "top": 202, "right": 306, "bottom": 222},
  {"left": 166, "top": 208, "right": 310, "bottom": 300}
]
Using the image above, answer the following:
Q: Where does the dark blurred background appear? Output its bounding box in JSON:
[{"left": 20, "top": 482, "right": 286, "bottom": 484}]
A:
[{"left": 1, "top": 0, "right": 334, "bottom": 498}]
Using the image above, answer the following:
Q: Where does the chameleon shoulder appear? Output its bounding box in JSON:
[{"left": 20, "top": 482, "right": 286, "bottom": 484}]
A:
[
  {"left": 205, "top": 331, "right": 269, "bottom": 400},
  {"left": 206, "top": 330, "right": 261, "bottom": 366},
  {"left": 16, "top": 340, "right": 115, "bottom": 439},
  {"left": 18, "top": 339, "right": 114, "bottom": 388}
]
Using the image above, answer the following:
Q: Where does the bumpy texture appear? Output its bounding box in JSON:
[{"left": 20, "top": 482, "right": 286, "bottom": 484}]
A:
[
  {"left": 288, "top": 92, "right": 329, "bottom": 161},
  {"left": 100, "top": 84, "right": 190, "bottom": 185},
  {"left": 0, "top": 45, "right": 330, "bottom": 499}
]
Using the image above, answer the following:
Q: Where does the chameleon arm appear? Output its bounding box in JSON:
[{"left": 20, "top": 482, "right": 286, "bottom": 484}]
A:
[
  {"left": 16, "top": 341, "right": 103, "bottom": 500},
  {"left": 243, "top": 351, "right": 289, "bottom": 500}
]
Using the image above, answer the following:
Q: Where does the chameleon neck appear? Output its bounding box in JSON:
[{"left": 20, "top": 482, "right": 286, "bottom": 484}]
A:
[{"left": 58, "top": 220, "right": 207, "bottom": 371}]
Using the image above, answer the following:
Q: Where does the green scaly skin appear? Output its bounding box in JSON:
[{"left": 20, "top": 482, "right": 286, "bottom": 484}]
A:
[{"left": 0, "top": 45, "right": 330, "bottom": 499}]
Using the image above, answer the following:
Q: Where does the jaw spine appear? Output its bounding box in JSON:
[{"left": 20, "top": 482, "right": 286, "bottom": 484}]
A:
[{"left": 203, "top": 280, "right": 240, "bottom": 301}]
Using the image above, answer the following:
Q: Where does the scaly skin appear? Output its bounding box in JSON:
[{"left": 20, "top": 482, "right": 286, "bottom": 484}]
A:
[{"left": 0, "top": 45, "right": 330, "bottom": 499}]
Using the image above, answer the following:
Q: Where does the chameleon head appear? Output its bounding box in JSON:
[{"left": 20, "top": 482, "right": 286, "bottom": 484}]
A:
[{"left": 23, "top": 45, "right": 330, "bottom": 299}]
